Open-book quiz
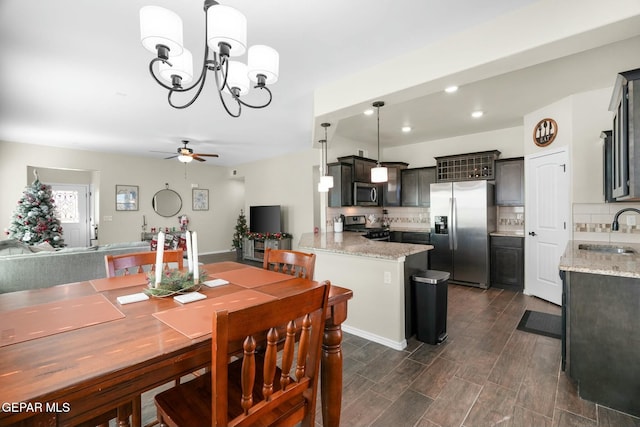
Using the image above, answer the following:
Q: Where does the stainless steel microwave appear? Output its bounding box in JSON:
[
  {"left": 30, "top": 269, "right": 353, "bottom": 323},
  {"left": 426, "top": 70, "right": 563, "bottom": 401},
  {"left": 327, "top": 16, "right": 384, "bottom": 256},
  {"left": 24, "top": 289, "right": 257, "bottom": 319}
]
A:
[{"left": 354, "top": 182, "right": 379, "bottom": 206}]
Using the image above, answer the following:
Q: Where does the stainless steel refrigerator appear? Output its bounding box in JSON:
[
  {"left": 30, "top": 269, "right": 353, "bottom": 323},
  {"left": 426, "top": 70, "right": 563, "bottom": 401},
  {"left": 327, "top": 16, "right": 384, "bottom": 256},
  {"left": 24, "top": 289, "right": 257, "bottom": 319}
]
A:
[{"left": 429, "top": 180, "right": 495, "bottom": 289}]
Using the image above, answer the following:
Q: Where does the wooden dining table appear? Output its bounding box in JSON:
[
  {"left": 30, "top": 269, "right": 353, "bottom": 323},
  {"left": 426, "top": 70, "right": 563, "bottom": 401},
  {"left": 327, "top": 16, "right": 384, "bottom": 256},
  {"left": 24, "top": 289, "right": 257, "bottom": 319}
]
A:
[{"left": 0, "top": 261, "right": 353, "bottom": 427}]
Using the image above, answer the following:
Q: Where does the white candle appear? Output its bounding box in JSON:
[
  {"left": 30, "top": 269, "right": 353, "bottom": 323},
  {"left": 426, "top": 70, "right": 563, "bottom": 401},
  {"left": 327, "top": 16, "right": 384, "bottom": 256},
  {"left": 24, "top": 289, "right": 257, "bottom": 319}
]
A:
[
  {"left": 155, "top": 231, "right": 165, "bottom": 287},
  {"left": 192, "top": 231, "right": 199, "bottom": 284},
  {"left": 185, "top": 230, "right": 193, "bottom": 273}
]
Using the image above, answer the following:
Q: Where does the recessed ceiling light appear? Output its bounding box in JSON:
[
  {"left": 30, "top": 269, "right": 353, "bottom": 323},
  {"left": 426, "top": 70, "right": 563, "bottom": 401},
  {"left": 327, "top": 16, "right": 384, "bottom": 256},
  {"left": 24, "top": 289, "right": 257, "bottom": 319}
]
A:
[
  {"left": 402, "top": 126, "right": 411, "bottom": 133},
  {"left": 445, "top": 86, "right": 458, "bottom": 93},
  {"left": 364, "top": 109, "right": 374, "bottom": 116},
  {"left": 471, "top": 110, "right": 484, "bottom": 118}
]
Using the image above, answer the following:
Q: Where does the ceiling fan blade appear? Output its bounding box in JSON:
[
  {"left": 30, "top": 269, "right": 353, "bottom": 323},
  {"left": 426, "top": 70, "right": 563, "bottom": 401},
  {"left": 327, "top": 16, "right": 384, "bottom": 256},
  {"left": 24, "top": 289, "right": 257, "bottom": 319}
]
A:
[
  {"left": 193, "top": 153, "right": 219, "bottom": 158},
  {"left": 192, "top": 156, "right": 207, "bottom": 162},
  {"left": 164, "top": 155, "right": 178, "bottom": 159}
]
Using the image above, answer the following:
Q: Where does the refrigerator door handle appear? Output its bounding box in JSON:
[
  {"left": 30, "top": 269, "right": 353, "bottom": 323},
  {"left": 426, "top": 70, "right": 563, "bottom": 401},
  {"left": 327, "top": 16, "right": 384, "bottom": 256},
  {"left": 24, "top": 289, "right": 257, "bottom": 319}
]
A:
[
  {"left": 452, "top": 197, "right": 457, "bottom": 250},
  {"left": 448, "top": 197, "right": 454, "bottom": 250}
]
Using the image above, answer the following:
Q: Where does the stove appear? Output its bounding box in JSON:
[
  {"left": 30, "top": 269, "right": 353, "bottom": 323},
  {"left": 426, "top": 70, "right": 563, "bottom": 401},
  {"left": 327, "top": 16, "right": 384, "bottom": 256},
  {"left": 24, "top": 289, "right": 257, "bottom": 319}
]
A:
[{"left": 342, "top": 215, "right": 390, "bottom": 241}]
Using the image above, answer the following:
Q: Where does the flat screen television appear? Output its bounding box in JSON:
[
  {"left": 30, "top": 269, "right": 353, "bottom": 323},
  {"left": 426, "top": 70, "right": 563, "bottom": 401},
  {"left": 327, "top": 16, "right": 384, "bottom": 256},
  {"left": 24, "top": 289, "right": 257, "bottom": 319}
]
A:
[{"left": 249, "top": 205, "right": 282, "bottom": 233}]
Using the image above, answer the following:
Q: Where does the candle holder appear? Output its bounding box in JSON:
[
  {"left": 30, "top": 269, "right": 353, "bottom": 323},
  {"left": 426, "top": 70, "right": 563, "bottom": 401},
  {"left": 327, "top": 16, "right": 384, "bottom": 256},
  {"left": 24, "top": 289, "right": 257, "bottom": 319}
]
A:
[{"left": 144, "top": 268, "right": 206, "bottom": 297}]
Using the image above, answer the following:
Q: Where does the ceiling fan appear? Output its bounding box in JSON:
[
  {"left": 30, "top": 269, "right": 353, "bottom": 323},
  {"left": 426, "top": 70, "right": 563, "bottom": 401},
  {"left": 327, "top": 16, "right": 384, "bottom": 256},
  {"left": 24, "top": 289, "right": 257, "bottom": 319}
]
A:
[{"left": 163, "top": 140, "right": 219, "bottom": 163}]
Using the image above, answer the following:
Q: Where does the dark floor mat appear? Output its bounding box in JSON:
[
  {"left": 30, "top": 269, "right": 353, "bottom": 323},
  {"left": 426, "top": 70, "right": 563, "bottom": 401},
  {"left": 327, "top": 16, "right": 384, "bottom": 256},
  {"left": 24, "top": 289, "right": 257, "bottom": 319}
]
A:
[{"left": 516, "top": 310, "right": 561, "bottom": 339}]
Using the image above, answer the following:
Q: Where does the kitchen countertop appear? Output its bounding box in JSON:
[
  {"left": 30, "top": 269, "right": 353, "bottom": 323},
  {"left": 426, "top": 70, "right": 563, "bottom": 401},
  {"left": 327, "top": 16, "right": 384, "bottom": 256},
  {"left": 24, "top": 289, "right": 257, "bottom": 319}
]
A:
[
  {"left": 559, "top": 240, "right": 640, "bottom": 278},
  {"left": 299, "top": 232, "right": 432, "bottom": 260}
]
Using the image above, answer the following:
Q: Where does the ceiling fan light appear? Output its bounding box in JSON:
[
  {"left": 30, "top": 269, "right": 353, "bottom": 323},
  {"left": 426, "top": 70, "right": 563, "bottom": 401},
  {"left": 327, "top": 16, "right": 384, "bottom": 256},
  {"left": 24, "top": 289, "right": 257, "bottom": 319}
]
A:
[
  {"left": 371, "top": 166, "right": 388, "bottom": 183},
  {"left": 320, "top": 175, "right": 334, "bottom": 189},
  {"left": 206, "top": 4, "right": 247, "bottom": 57},
  {"left": 140, "top": 6, "right": 184, "bottom": 56},
  {"left": 224, "top": 61, "right": 250, "bottom": 96},
  {"left": 159, "top": 48, "right": 193, "bottom": 84},
  {"left": 248, "top": 45, "right": 279, "bottom": 84},
  {"left": 178, "top": 154, "right": 193, "bottom": 163}
]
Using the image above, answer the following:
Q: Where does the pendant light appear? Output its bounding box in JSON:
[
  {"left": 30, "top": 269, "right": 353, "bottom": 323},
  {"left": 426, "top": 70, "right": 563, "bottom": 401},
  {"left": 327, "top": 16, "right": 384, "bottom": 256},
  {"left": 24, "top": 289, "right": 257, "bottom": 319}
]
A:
[
  {"left": 318, "top": 122, "right": 333, "bottom": 193},
  {"left": 371, "top": 101, "right": 388, "bottom": 183}
]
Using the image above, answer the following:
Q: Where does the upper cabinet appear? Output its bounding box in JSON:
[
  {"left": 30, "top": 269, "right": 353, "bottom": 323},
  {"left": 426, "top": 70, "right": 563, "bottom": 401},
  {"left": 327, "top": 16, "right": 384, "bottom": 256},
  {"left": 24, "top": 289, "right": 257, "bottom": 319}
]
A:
[
  {"left": 327, "top": 162, "right": 353, "bottom": 207},
  {"left": 338, "top": 155, "right": 377, "bottom": 183},
  {"left": 401, "top": 167, "right": 436, "bottom": 207},
  {"left": 609, "top": 68, "right": 640, "bottom": 201},
  {"left": 495, "top": 158, "right": 524, "bottom": 206},
  {"left": 382, "top": 162, "right": 409, "bottom": 207}
]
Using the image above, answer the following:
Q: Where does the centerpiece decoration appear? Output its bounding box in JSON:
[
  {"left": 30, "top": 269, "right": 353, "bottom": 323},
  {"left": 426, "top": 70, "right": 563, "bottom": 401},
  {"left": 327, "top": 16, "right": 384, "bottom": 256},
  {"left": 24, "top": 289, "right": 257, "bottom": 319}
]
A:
[{"left": 144, "top": 230, "right": 205, "bottom": 297}]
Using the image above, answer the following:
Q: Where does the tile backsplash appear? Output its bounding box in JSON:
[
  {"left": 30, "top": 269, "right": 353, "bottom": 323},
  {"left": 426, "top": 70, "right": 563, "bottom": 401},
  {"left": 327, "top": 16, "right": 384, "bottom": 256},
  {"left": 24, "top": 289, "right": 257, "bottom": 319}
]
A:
[
  {"left": 496, "top": 206, "right": 525, "bottom": 233},
  {"left": 573, "top": 203, "right": 640, "bottom": 243}
]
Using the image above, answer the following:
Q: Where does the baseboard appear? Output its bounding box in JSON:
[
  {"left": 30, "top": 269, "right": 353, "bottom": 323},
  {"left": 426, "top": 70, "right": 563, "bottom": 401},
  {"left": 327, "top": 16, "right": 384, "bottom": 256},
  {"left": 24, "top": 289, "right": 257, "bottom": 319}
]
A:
[{"left": 342, "top": 324, "right": 407, "bottom": 351}]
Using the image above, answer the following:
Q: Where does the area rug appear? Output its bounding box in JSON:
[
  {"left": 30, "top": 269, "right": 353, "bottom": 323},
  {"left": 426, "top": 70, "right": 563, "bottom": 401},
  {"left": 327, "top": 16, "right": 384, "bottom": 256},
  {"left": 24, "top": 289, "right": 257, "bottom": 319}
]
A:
[{"left": 516, "top": 310, "right": 562, "bottom": 340}]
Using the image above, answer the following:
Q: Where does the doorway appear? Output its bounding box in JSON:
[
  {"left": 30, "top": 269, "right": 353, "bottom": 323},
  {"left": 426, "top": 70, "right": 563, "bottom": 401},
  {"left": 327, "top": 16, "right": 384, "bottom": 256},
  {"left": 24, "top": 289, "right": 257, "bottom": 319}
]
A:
[
  {"left": 51, "top": 184, "right": 90, "bottom": 248},
  {"left": 524, "top": 147, "right": 570, "bottom": 305}
]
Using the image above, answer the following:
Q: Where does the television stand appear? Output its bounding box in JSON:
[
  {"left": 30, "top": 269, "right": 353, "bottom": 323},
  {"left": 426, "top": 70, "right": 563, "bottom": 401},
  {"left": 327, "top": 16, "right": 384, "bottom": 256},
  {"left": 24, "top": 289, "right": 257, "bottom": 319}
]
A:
[{"left": 243, "top": 237, "right": 292, "bottom": 262}]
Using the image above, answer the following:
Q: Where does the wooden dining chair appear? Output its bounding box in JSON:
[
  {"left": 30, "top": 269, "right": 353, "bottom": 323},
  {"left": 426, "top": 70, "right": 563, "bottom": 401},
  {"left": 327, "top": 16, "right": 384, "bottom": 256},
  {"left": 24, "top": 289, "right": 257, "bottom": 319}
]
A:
[
  {"left": 105, "top": 249, "right": 184, "bottom": 277},
  {"left": 154, "top": 281, "right": 331, "bottom": 427},
  {"left": 262, "top": 248, "right": 316, "bottom": 279}
]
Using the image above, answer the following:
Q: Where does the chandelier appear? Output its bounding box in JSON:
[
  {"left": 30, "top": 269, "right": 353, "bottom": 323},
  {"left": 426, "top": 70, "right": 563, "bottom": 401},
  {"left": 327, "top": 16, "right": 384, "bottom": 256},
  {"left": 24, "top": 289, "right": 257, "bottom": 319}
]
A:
[
  {"left": 371, "top": 101, "right": 388, "bottom": 183},
  {"left": 139, "top": 0, "right": 279, "bottom": 117},
  {"left": 318, "top": 123, "right": 333, "bottom": 193}
]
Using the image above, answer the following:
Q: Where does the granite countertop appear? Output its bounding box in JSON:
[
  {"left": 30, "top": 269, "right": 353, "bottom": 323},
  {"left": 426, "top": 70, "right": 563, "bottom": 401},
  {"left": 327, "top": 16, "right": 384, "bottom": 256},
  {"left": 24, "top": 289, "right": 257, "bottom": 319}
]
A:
[
  {"left": 298, "top": 232, "right": 432, "bottom": 260},
  {"left": 559, "top": 240, "right": 640, "bottom": 278},
  {"left": 490, "top": 231, "right": 525, "bottom": 237}
]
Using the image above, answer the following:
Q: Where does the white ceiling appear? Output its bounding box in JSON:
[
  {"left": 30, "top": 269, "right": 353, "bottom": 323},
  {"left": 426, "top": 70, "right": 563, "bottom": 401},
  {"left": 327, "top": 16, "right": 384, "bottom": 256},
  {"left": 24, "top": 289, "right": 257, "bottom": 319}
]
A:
[{"left": 1, "top": 0, "right": 639, "bottom": 166}]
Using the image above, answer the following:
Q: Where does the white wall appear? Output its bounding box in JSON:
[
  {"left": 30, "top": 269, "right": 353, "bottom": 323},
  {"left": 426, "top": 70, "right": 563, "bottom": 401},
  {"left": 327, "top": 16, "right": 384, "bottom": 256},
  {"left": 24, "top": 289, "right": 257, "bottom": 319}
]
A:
[
  {"left": 0, "top": 141, "right": 243, "bottom": 253},
  {"left": 233, "top": 148, "right": 318, "bottom": 250}
]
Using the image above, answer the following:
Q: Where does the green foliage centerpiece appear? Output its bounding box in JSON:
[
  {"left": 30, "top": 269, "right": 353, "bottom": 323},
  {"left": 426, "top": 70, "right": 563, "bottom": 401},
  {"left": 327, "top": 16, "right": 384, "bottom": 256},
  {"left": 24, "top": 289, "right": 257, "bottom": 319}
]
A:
[{"left": 144, "top": 268, "right": 206, "bottom": 297}]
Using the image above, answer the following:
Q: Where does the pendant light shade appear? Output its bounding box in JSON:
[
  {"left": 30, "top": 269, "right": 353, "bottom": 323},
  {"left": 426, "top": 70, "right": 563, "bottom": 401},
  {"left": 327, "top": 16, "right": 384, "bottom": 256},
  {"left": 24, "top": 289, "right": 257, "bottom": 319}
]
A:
[
  {"left": 206, "top": 4, "right": 247, "bottom": 56},
  {"left": 371, "top": 101, "right": 388, "bottom": 183},
  {"left": 317, "top": 122, "right": 333, "bottom": 192},
  {"left": 320, "top": 175, "right": 334, "bottom": 188},
  {"left": 318, "top": 182, "right": 329, "bottom": 193}
]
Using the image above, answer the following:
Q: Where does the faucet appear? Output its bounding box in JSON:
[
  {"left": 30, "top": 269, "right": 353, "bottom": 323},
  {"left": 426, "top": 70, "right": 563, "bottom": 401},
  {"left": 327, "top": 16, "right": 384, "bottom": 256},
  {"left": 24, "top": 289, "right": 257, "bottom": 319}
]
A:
[{"left": 611, "top": 208, "right": 640, "bottom": 231}]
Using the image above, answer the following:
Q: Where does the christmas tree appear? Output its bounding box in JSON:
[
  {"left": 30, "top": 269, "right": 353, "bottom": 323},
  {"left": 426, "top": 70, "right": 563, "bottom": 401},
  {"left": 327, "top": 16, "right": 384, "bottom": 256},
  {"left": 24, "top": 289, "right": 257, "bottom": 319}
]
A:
[
  {"left": 231, "top": 209, "right": 248, "bottom": 250},
  {"left": 6, "top": 172, "right": 65, "bottom": 248}
]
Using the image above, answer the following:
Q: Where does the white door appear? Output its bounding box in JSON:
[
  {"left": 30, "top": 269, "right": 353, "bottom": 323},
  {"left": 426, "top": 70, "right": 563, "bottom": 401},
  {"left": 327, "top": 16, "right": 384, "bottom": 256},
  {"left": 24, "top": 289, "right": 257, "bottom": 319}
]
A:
[
  {"left": 524, "top": 148, "right": 570, "bottom": 305},
  {"left": 51, "top": 184, "right": 90, "bottom": 248}
]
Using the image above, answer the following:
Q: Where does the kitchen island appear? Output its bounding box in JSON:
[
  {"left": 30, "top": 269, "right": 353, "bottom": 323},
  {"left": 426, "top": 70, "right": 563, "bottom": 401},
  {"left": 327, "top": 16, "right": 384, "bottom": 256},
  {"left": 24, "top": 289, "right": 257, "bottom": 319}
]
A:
[
  {"left": 559, "top": 240, "right": 640, "bottom": 418},
  {"left": 299, "top": 231, "right": 433, "bottom": 350}
]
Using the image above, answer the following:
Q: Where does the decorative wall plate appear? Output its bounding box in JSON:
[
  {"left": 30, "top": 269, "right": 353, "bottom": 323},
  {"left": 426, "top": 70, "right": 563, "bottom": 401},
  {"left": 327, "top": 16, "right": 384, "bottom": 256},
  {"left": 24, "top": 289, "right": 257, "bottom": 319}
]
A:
[{"left": 533, "top": 118, "right": 557, "bottom": 147}]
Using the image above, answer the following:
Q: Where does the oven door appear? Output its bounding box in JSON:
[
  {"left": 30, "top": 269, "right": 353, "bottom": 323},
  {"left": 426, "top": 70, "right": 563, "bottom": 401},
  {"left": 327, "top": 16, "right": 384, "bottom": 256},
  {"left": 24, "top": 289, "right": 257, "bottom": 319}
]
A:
[{"left": 354, "top": 183, "right": 379, "bottom": 206}]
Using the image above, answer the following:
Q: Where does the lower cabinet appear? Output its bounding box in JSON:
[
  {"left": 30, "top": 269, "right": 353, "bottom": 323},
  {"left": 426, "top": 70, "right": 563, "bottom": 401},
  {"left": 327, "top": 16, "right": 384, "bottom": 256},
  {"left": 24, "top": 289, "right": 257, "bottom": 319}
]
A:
[
  {"left": 243, "top": 238, "right": 292, "bottom": 262},
  {"left": 490, "top": 235, "right": 524, "bottom": 291}
]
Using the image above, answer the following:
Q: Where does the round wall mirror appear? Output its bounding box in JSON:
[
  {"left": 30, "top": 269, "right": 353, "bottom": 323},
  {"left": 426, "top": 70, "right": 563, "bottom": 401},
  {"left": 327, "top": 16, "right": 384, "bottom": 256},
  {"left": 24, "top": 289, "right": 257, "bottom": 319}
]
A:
[{"left": 152, "top": 188, "right": 182, "bottom": 217}]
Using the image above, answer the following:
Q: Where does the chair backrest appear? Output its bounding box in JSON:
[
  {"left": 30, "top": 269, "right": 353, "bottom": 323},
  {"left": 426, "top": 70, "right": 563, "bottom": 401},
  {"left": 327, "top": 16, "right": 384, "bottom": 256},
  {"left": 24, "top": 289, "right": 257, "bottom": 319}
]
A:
[
  {"left": 105, "top": 250, "right": 184, "bottom": 277},
  {"left": 262, "top": 248, "right": 316, "bottom": 280},
  {"left": 211, "top": 281, "right": 330, "bottom": 427}
]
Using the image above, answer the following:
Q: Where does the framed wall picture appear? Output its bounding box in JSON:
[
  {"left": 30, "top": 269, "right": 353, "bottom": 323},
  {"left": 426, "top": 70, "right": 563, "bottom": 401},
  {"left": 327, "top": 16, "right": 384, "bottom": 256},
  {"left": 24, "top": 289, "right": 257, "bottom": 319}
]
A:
[
  {"left": 192, "top": 188, "right": 209, "bottom": 211},
  {"left": 116, "top": 185, "right": 139, "bottom": 211}
]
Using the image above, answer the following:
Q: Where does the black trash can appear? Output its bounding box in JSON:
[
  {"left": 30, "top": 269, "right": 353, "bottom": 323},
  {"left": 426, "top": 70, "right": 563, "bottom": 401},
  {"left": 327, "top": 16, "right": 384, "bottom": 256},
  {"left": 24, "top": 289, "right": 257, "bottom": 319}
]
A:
[{"left": 412, "top": 270, "right": 449, "bottom": 345}]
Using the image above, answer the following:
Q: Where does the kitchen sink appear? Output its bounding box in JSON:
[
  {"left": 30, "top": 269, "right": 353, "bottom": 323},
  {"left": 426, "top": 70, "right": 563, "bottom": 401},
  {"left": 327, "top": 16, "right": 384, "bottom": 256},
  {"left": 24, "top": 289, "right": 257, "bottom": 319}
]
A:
[{"left": 577, "top": 244, "right": 637, "bottom": 254}]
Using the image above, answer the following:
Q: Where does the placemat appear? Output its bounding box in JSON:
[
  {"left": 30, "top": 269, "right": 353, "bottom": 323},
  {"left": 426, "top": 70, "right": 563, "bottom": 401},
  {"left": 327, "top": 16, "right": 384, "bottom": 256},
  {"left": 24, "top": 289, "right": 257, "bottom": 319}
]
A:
[
  {"left": 90, "top": 273, "right": 149, "bottom": 291},
  {"left": 0, "top": 294, "right": 125, "bottom": 347},
  {"left": 210, "top": 267, "right": 293, "bottom": 288},
  {"left": 152, "top": 289, "right": 276, "bottom": 339},
  {"left": 202, "top": 261, "right": 248, "bottom": 275}
]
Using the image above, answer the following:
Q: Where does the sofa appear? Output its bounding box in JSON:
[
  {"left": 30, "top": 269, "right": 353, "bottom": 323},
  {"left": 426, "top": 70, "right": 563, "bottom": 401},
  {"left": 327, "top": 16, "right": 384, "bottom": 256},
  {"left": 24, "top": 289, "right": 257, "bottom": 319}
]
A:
[{"left": 0, "top": 240, "right": 150, "bottom": 293}]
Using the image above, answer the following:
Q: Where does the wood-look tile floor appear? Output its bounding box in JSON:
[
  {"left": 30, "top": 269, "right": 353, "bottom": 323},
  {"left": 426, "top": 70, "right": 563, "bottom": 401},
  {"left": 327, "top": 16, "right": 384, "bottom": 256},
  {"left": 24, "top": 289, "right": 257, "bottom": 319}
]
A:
[
  {"left": 316, "top": 284, "right": 640, "bottom": 427},
  {"left": 135, "top": 252, "right": 640, "bottom": 427}
]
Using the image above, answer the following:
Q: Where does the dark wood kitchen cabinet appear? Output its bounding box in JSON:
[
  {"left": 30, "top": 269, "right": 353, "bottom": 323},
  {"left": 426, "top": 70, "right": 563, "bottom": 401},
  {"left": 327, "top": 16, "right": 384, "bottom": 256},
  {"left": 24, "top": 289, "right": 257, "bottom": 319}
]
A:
[
  {"left": 401, "top": 167, "right": 436, "bottom": 207},
  {"left": 337, "top": 155, "right": 377, "bottom": 183},
  {"left": 327, "top": 162, "right": 353, "bottom": 207},
  {"left": 495, "top": 158, "right": 524, "bottom": 206},
  {"left": 609, "top": 68, "right": 640, "bottom": 201},
  {"left": 490, "top": 235, "right": 524, "bottom": 291},
  {"left": 382, "top": 162, "right": 409, "bottom": 206}
]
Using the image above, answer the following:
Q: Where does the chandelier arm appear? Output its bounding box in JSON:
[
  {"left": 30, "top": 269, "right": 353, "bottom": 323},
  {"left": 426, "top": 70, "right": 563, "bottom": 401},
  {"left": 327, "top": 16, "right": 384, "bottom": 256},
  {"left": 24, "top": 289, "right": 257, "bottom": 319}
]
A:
[
  {"left": 148, "top": 58, "right": 176, "bottom": 91},
  {"left": 213, "top": 59, "right": 242, "bottom": 118},
  {"left": 167, "top": 71, "right": 209, "bottom": 109},
  {"left": 236, "top": 86, "right": 273, "bottom": 109}
]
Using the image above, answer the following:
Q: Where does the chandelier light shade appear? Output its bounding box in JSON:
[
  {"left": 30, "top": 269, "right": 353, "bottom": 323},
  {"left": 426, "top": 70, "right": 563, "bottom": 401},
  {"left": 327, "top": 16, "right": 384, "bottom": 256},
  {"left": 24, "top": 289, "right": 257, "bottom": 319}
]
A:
[
  {"left": 371, "top": 101, "right": 388, "bottom": 183},
  {"left": 139, "top": 0, "right": 279, "bottom": 117},
  {"left": 206, "top": 4, "right": 247, "bottom": 56}
]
